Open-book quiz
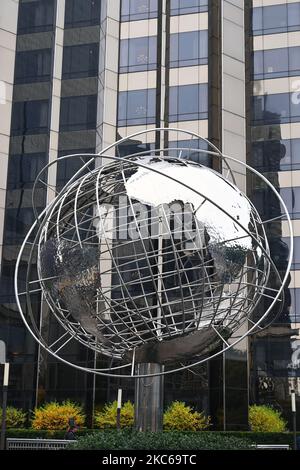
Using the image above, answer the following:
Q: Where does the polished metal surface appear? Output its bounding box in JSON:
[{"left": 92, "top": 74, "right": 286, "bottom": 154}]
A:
[
  {"left": 134, "top": 363, "right": 164, "bottom": 432},
  {"left": 14, "top": 128, "right": 293, "bottom": 378}
]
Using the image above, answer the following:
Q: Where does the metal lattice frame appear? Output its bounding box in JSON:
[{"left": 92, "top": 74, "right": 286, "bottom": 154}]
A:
[{"left": 14, "top": 128, "right": 293, "bottom": 378}]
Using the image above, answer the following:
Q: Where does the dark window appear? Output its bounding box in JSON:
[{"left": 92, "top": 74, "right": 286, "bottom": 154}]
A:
[
  {"left": 252, "top": 3, "right": 300, "bottom": 35},
  {"left": 121, "top": 0, "right": 158, "bottom": 22},
  {"left": 56, "top": 149, "right": 95, "bottom": 189},
  {"left": 168, "top": 139, "right": 211, "bottom": 166},
  {"left": 253, "top": 47, "right": 300, "bottom": 79},
  {"left": 170, "top": 0, "right": 208, "bottom": 16},
  {"left": 251, "top": 138, "right": 300, "bottom": 172},
  {"left": 4, "top": 208, "right": 38, "bottom": 244},
  {"left": 18, "top": 0, "right": 55, "bottom": 34},
  {"left": 11, "top": 100, "right": 49, "bottom": 135},
  {"left": 170, "top": 30, "right": 208, "bottom": 68},
  {"left": 169, "top": 84, "right": 208, "bottom": 122},
  {"left": 7, "top": 153, "right": 47, "bottom": 189},
  {"left": 65, "top": 0, "right": 101, "bottom": 28},
  {"left": 252, "top": 93, "right": 300, "bottom": 125},
  {"left": 120, "top": 37, "right": 157, "bottom": 73},
  {"left": 62, "top": 44, "right": 99, "bottom": 79},
  {"left": 118, "top": 89, "right": 156, "bottom": 126},
  {"left": 60, "top": 95, "right": 97, "bottom": 132},
  {"left": 15, "top": 49, "right": 52, "bottom": 84}
]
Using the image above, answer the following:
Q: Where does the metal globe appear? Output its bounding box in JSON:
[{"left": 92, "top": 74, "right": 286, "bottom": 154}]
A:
[{"left": 37, "top": 155, "right": 270, "bottom": 363}]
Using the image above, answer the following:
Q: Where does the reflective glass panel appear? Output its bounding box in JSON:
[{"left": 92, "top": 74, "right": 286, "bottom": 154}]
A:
[
  {"left": 120, "top": 37, "right": 157, "bottom": 73},
  {"left": 121, "top": 0, "right": 158, "bottom": 22},
  {"left": 59, "top": 95, "right": 97, "bottom": 131},
  {"left": 252, "top": 3, "right": 300, "bottom": 35},
  {"left": 170, "top": 30, "right": 208, "bottom": 68},
  {"left": 170, "top": 0, "right": 208, "bottom": 16},
  {"left": 118, "top": 89, "right": 156, "bottom": 126},
  {"left": 15, "top": 49, "right": 52, "bottom": 84},
  {"left": 11, "top": 100, "right": 49, "bottom": 135},
  {"left": 65, "top": 0, "right": 101, "bottom": 28},
  {"left": 169, "top": 84, "right": 208, "bottom": 122},
  {"left": 62, "top": 44, "right": 99, "bottom": 79},
  {"left": 7, "top": 153, "right": 47, "bottom": 189},
  {"left": 18, "top": 0, "right": 55, "bottom": 34}
]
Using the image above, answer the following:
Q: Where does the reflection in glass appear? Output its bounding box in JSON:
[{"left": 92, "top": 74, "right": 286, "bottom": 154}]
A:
[
  {"left": 252, "top": 93, "right": 300, "bottom": 125},
  {"left": 65, "top": 0, "right": 101, "bottom": 28},
  {"left": 11, "top": 100, "right": 49, "bottom": 136},
  {"left": 15, "top": 49, "right": 52, "bottom": 84},
  {"left": 118, "top": 89, "right": 156, "bottom": 126},
  {"left": 62, "top": 44, "right": 99, "bottom": 79},
  {"left": 120, "top": 37, "right": 157, "bottom": 73},
  {"left": 170, "top": 0, "right": 208, "bottom": 16},
  {"left": 170, "top": 30, "right": 208, "bottom": 68},
  {"left": 59, "top": 95, "right": 97, "bottom": 132},
  {"left": 18, "top": 0, "right": 55, "bottom": 34},
  {"left": 252, "top": 3, "right": 300, "bottom": 35},
  {"left": 169, "top": 84, "right": 208, "bottom": 122},
  {"left": 121, "top": 0, "right": 158, "bottom": 22},
  {"left": 253, "top": 47, "right": 300, "bottom": 79}
]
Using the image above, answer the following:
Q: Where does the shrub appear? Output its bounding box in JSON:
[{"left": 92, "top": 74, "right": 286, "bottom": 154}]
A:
[
  {"left": 94, "top": 401, "right": 134, "bottom": 429},
  {"left": 69, "top": 430, "right": 252, "bottom": 450},
  {"left": 0, "top": 407, "right": 27, "bottom": 428},
  {"left": 31, "top": 400, "right": 85, "bottom": 431},
  {"left": 249, "top": 405, "right": 287, "bottom": 432},
  {"left": 163, "top": 401, "right": 210, "bottom": 431}
]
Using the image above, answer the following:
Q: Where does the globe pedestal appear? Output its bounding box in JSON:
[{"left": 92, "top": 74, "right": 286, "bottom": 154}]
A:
[{"left": 134, "top": 363, "right": 164, "bottom": 432}]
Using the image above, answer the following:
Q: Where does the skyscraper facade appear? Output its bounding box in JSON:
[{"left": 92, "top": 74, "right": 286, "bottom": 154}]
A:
[{"left": 0, "top": 0, "right": 299, "bottom": 430}]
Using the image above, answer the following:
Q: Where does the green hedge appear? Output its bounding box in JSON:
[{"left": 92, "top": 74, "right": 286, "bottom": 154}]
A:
[
  {"left": 5, "top": 429, "right": 299, "bottom": 449},
  {"left": 68, "top": 430, "right": 253, "bottom": 450}
]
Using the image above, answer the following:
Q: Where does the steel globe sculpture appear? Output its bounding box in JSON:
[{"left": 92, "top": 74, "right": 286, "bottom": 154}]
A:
[{"left": 15, "top": 128, "right": 293, "bottom": 378}]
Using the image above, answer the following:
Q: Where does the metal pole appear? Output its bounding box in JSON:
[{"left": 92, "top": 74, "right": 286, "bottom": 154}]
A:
[
  {"left": 116, "top": 388, "right": 122, "bottom": 431},
  {"left": 1, "top": 363, "right": 9, "bottom": 450},
  {"left": 135, "top": 363, "right": 164, "bottom": 432},
  {"left": 291, "top": 389, "right": 297, "bottom": 451}
]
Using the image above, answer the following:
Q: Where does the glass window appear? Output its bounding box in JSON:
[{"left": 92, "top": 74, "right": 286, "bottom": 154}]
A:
[
  {"left": 121, "top": 0, "right": 158, "bottom": 22},
  {"left": 288, "top": 2, "right": 300, "bottom": 30},
  {"left": 283, "top": 236, "right": 300, "bottom": 270},
  {"left": 280, "top": 187, "right": 300, "bottom": 219},
  {"left": 253, "top": 47, "right": 300, "bottom": 79},
  {"left": 118, "top": 89, "right": 156, "bottom": 126},
  {"left": 15, "top": 49, "right": 52, "bottom": 84},
  {"left": 252, "top": 93, "right": 290, "bottom": 125},
  {"left": 170, "top": 30, "right": 208, "bottom": 68},
  {"left": 289, "top": 47, "right": 300, "bottom": 75},
  {"left": 7, "top": 153, "right": 47, "bottom": 189},
  {"left": 59, "top": 95, "right": 97, "bottom": 132},
  {"left": 62, "top": 44, "right": 99, "bottom": 79},
  {"left": 18, "top": 0, "right": 55, "bottom": 34},
  {"left": 252, "top": 3, "right": 300, "bottom": 35},
  {"left": 169, "top": 84, "right": 208, "bottom": 122},
  {"left": 170, "top": 0, "right": 208, "bottom": 16},
  {"left": 120, "top": 37, "right": 157, "bottom": 73},
  {"left": 168, "top": 139, "right": 211, "bottom": 166},
  {"left": 56, "top": 149, "right": 95, "bottom": 189},
  {"left": 4, "top": 208, "right": 38, "bottom": 244},
  {"left": 11, "top": 100, "right": 49, "bottom": 136},
  {"left": 65, "top": 0, "right": 101, "bottom": 28}
]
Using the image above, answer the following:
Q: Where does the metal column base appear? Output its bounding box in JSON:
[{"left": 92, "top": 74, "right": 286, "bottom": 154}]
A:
[{"left": 134, "top": 363, "right": 164, "bottom": 432}]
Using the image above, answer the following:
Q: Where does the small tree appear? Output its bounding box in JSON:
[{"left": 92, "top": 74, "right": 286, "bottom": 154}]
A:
[
  {"left": 94, "top": 401, "right": 134, "bottom": 429},
  {"left": 163, "top": 401, "right": 210, "bottom": 431},
  {"left": 0, "top": 407, "right": 27, "bottom": 428},
  {"left": 249, "top": 405, "right": 287, "bottom": 432},
  {"left": 32, "top": 400, "right": 85, "bottom": 431}
]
